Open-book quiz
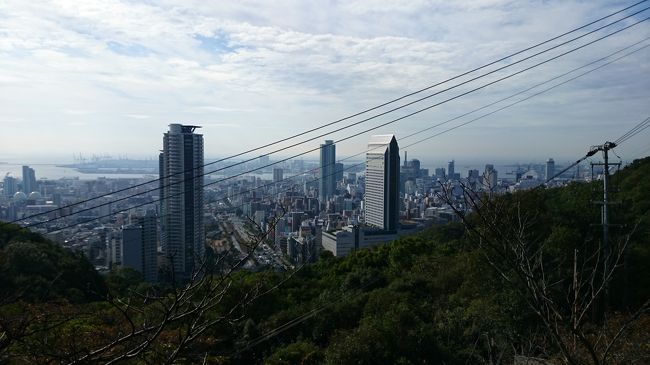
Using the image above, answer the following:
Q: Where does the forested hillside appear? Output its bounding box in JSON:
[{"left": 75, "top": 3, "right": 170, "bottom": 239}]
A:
[
  {"left": 220, "top": 157, "right": 650, "bottom": 364},
  {"left": 1, "top": 157, "right": 649, "bottom": 364},
  {"left": 0, "top": 224, "right": 107, "bottom": 303}
]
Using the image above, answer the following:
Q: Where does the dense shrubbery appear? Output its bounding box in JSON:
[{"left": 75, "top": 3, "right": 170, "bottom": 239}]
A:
[{"left": 0, "top": 224, "right": 107, "bottom": 303}]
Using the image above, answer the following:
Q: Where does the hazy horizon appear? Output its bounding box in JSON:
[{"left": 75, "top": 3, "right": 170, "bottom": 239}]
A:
[{"left": 1, "top": 152, "right": 634, "bottom": 179}]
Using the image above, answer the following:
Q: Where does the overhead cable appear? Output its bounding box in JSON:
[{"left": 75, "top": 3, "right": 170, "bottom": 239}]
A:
[{"left": 7, "top": 2, "right": 649, "bottom": 224}]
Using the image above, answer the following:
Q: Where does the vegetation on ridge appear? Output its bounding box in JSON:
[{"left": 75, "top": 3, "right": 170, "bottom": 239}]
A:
[{"left": 1, "top": 157, "right": 649, "bottom": 364}]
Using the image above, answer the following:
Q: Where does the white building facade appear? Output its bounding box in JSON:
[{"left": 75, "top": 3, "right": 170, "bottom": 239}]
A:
[{"left": 364, "top": 134, "right": 400, "bottom": 232}]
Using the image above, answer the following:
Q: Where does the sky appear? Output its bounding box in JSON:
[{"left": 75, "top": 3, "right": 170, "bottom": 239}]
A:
[{"left": 0, "top": 0, "right": 649, "bottom": 166}]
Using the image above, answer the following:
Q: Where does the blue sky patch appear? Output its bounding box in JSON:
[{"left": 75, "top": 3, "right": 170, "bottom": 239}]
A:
[
  {"left": 106, "top": 41, "right": 152, "bottom": 57},
  {"left": 194, "top": 33, "right": 242, "bottom": 54}
]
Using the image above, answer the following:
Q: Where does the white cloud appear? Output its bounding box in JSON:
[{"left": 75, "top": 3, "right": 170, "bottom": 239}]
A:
[
  {"left": 0, "top": 0, "right": 648, "bottom": 163},
  {"left": 64, "top": 109, "right": 94, "bottom": 115},
  {"left": 125, "top": 114, "right": 151, "bottom": 119},
  {"left": 202, "top": 123, "right": 240, "bottom": 128}
]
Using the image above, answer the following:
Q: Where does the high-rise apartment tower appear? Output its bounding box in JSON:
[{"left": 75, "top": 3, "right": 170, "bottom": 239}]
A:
[
  {"left": 319, "top": 140, "right": 336, "bottom": 201},
  {"left": 160, "top": 124, "right": 204, "bottom": 281}
]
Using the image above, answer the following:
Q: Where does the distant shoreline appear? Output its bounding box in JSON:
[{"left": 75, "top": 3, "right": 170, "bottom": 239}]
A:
[
  {"left": 55, "top": 165, "right": 157, "bottom": 175},
  {"left": 0, "top": 163, "right": 155, "bottom": 180}
]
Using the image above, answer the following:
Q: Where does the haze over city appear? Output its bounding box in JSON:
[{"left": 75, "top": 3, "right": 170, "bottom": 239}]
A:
[{"left": 1, "top": 0, "right": 649, "bottom": 163}]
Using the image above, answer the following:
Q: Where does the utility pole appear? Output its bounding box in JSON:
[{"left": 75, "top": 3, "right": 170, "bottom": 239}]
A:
[{"left": 588, "top": 141, "right": 620, "bottom": 309}]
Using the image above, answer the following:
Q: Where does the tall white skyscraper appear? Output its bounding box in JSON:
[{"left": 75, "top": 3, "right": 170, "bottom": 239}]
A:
[
  {"left": 319, "top": 140, "right": 336, "bottom": 201},
  {"left": 160, "top": 124, "right": 204, "bottom": 281},
  {"left": 364, "top": 134, "right": 400, "bottom": 232}
]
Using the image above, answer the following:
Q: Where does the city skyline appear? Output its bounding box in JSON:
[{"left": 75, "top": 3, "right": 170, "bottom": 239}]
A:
[{"left": 1, "top": 1, "right": 649, "bottom": 163}]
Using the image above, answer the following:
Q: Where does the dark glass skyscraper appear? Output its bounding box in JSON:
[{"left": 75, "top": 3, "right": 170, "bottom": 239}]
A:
[
  {"left": 160, "top": 124, "right": 204, "bottom": 281},
  {"left": 447, "top": 160, "right": 455, "bottom": 179},
  {"left": 319, "top": 140, "right": 336, "bottom": 201},
  {"left": 364, "top": 134, "right": 400, "bottom": 232},
  {"left": 121, "top": 212, "right": 158, "bottom": 283}
]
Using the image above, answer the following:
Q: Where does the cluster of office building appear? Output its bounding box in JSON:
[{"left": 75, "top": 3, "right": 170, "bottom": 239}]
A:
[{"left": 1, "top": 123, "right": 588, "bottom": 283}]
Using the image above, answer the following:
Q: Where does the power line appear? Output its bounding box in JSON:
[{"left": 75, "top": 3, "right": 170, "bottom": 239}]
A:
[
  {"left": 6, "top": 2, "right": 649, "bottom": 225},
  {"left": 402, "top": 42, "right": 650, "bottom": 151},
  {"left": 26, "top": 22, "right": 650, "bottom": 229},
  {"left": 615, "top": 117, "right": 650, "bottom": 145},
  {"left": 534, "top": 115, "right": 650, "bottom": 188},
  {"left": 398, "top": 37, "right": 650, "bottom": 143},
  {"left": 36, "top": 36, "right": 649, "bottom": 233},
  {"left": 29, "top": 15, "right": 650, "bottom": 229},
  {"left": 229, "top": 114, "right": 650, "bottom": 358},
  {"left": 222, "top": 40, "right": 650, "bottom": 214},
  {"left": 257, "top": 38, "right": 650, "bottom": 207}
]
